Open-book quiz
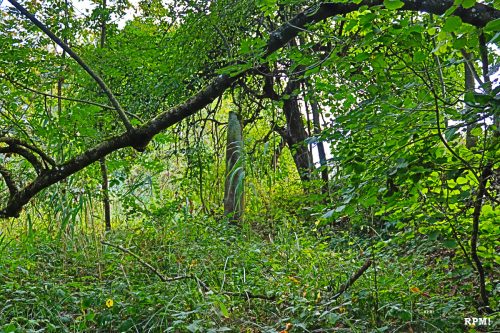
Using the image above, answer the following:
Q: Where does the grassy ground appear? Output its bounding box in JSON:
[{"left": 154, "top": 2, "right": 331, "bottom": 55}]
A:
[{"left": 0, "top": 212, "right": 497, "bottom": 332}]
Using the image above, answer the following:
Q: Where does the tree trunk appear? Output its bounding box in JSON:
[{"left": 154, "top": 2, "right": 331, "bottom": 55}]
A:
[
  {"left": 464, "top": 53, "right": 477, "bottom": 149},
  {"left": 100, "top": 157, "right": 111, "bottom": 231},
  {"left": 100, "top": 0, "right": 111, "bottom": 231},
  {"left": 310, "top": 98, "right": 329, "bottom": 193},
  {"left": 282, "top": 79, "right": 313, "bottom": 182},
  {"left": 223, "top": 111, "right": 244, "bottom": 222}
]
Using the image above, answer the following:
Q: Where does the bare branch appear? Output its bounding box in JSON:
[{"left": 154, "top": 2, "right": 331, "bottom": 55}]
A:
[
  {"left": 0, "top": 75, "right": 145, "bottom": 124},
  {"left": 101, "top": 240, "right": 170, "bottom": 282},
  {"left": 324, "top": 259, "right": 372, "bottom": 306},
  {"left": 101, "top": 241, "right": 274, "bottom": 301}
]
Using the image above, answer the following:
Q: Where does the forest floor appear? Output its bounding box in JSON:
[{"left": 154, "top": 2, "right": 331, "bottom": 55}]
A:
[{"left": 0, "top": 212, "right": 497, "bottom": 332}]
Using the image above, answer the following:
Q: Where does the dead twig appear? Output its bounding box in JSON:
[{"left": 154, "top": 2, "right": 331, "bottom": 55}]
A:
[
  {"left": 101, "top": 240, "right": 191, "bottom": 283},
  {"left": 325, "top": 259, "right": 372, "bottom": 306},
  {"left": 100, "top": 240, "right": 275, "bottom": 301}
]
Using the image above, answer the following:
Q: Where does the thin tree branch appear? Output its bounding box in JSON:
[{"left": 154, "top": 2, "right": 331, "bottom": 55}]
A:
[
  {"left": 0, "top": 137, "right": 56, "bottom": 168},
  {"left": 223, "top": 290, "right": 276, "bottom": 301},
  {"left": 101, "top": 240, "right": 275, "bottom": 300},
  {"left": 6, "top": 0, "right": 133, "bottom": 132},
  {"left": 0, "top": 146, "right": 44, "bottom": 174},
  {"left": 324, "top": 259, "right": 372, "bottom": 305},
  {"left": 0, "top": 165, "right": 19, "bottom": 196},
  {"left": 431, "top": 86, "right": 479, "bottom": 178},
  {"left": 470, "top": 164, "right": 493, "bottom": 313},
  {"left": 101, "top": 240, "right": 192, "bottom": 283},
  {"left": 1, "top": 74, "right": 115, "bottom": 111}
]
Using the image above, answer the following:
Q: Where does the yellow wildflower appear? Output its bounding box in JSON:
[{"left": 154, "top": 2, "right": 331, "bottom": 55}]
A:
[
  {"left": 410, "top": 286, "right": 421, "bottom": 293},
  {"left": 106, "top": 299, "right": 114, "bottom": 308}
]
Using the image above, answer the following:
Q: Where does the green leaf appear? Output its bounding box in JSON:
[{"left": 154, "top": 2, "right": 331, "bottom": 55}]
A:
[
  {"left": 218, "top": 301, "right": 230, "bottom": 318},
  {"left": 444, "top": 128, "right": 459, "bottom": 141},
  {"left": 484, "top": 18, "right": 500, "bottom": 32},
  {"left": 322, "top": 210, "right": 334, "bottom": 219},
  {"left": 383, "top": 0, "right": 404, "bottom": 10},
  {"left": 462, "top": 0, "right": 476, "bottom": 8},
  {"left": 473, "top": 93, "right": 492, "bottom": 104},
  {"left": 2, "top": 324, "right": 17, "bottom": 333},
  {"left": 187, "top": 320, "right": 202, "bottom": 333},
  {"left": 470, "top": 127, "right": 483, "bottom": 137},
  {"left": 335, "top": 205, "right": 346, "bottom": 213},
  {"left": 443, "top": 16, "right": 462, "bottom": 32},
  {"left": 490, "top": 31, "right": 500, "bottom": 44},
  {"left": 452, "top": 37, "right": 467, "bottom": 49},
  {"left": 442, "top": 240, "right": 457, "bottom": 248},
  {"left": 464, "top": 91, "right": 475, "bottom": 103},
  {"left": 85, "top": 311, "right": 95, "bottom": 321},
  {"left": 414, "top": 50, "right": 427, "bottom": 62},
  {"left": 354, "top": 52, "right": 370, "bottom": 62}
]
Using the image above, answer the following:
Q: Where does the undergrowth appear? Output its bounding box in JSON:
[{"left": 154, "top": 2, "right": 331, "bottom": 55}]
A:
[{"left": 0, "top": 211, "right": 497, "bottom": 332}]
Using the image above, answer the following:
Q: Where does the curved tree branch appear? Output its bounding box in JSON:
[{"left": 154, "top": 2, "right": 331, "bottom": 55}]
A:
[
  {"left": 0, "top": 137, "right": 56, "bottom": 168},
  {"left": 0, "top": 146, "right": 44, "bottom": 174},
  {"left": 6, "top": 0, "right": 133, "bottom": 132},
  {"left": 0, "top": 165, "right": 19, "bottom": 197},
  {"left": 1, "top": 0, "right": 499, "bottom": 218}
]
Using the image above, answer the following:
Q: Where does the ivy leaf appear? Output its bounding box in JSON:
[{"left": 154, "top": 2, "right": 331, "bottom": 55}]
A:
[
  {"left": 484, "top": 18, "right": 500, "bottom": 32},
  {"left": 443, "top": 16, "right": 462, "bottom": 32},
  {"left": 383, "top": 0, "right": 404, "bottom": 10}
]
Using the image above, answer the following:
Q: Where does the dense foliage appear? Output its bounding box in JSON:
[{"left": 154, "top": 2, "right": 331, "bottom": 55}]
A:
[{"left": 0, "top": 0, "right": 499, "bottom": 332}]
